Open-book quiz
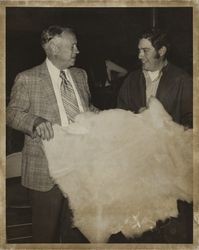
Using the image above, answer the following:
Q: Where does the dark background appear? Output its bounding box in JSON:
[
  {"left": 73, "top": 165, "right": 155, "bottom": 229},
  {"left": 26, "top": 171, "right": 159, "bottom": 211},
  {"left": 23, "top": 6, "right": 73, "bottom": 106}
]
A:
[{"left": 6, "top": 7, "right": 193, "bottom": 154}]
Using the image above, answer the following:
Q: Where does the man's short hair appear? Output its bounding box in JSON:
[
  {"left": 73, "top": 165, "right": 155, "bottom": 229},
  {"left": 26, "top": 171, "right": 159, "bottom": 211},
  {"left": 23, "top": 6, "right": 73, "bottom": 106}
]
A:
[
  {"left": 140, "top": 28, "right": 170, "bottom": 55},
  {"left": 41, "top": 25, "right": 74, "bottom": 46}
]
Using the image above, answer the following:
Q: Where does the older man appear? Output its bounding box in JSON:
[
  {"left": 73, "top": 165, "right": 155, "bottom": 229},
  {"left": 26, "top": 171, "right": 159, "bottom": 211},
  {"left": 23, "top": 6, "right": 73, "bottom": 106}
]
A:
[{"left": 7, "top": 25, "right": 96, "bottom": 243}]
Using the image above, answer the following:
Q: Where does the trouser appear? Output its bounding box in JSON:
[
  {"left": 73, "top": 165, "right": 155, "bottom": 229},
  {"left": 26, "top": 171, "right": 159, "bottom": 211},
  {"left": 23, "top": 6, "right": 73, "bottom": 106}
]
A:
[{"left": 29, "top": 185, "right": 69, "bottom": 243}]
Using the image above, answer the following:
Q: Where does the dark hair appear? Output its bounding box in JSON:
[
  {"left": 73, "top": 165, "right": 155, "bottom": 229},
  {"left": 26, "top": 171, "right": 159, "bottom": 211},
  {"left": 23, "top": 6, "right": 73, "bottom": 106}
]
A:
[
  {"left": 41, "top": 25, "right": 74, "bottom": 46},
  {"left": 140, "top": 28, "right": 170, "bottom": 56}
]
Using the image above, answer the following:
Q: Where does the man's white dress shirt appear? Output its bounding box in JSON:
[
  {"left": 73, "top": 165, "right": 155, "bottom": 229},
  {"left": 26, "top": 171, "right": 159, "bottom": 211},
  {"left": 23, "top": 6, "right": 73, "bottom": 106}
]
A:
[{"left": 46, "top": 58, "right": 84, "bottom": 126}]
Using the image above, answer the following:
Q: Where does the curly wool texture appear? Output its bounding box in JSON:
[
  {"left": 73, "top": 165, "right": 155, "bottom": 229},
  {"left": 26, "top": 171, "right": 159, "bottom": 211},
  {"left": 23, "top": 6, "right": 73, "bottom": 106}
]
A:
[{"left": 43, "top": 98, "right": 192, "bottom": 243}]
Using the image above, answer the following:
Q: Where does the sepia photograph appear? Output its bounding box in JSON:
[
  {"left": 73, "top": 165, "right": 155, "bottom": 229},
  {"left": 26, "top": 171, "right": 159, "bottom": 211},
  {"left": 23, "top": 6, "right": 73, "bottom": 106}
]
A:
[{"left": 0, "top": 0, "right": 199, "bottom": 249}]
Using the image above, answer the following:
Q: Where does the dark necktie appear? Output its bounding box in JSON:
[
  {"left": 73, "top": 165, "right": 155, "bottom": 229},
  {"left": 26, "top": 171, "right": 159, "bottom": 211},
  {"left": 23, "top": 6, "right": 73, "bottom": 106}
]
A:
[{"left": 60, "top": 70, "right": 80, "bottom": 123}]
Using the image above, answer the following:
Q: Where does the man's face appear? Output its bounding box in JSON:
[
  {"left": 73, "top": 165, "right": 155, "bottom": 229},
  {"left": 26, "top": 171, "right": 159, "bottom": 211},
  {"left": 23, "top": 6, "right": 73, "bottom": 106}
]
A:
[
  {"left": 55, "top": 31, "right": 79, "bottom": 68},
  {"left": 138, "top": 38, "right": 163, "bottom": 72}
]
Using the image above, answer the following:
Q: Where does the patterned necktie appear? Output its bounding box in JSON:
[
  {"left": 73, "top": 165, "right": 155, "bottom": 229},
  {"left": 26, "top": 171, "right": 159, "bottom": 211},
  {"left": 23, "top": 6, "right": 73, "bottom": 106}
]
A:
[{"left": 60, "top": 70, "right": 80, "bottom": 123}]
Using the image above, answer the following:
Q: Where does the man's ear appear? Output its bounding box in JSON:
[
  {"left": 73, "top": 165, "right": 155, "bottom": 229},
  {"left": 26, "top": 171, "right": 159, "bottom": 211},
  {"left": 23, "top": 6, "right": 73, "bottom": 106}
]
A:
[
  {"left": 158, "top": 46, "right": 167, "bottom": 57},
  {"left": 49, "top": 40, "right": 59, "bottom": 55}
]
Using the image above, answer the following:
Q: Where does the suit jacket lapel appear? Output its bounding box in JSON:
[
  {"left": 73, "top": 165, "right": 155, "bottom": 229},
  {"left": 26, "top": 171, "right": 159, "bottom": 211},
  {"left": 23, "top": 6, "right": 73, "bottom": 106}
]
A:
[
  {"left": 139, "top": 72, "right": 146, "bottom": 107},
  {"left": 69, "top": 68, "right": 87, "bottom": 111},
  {"left": 156, "top": 63, "right": 172, "bottom": 100},
  {"left": 38, "top": 62, "right": 61, "bottom": 124}
]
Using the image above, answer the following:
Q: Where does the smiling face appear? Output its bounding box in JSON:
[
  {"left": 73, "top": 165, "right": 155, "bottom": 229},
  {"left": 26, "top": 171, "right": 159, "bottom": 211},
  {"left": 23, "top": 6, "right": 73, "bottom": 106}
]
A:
[
  {"left": 138, "top": 38, "right": 164, "bottom": 72},
  {"left": 51, "top": 31, "right": 79, "bottom": 69}
]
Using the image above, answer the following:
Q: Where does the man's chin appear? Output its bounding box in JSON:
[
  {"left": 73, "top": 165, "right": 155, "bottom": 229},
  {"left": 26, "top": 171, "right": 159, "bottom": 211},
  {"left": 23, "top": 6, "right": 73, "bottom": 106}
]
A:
[
  {"left": 68, "top": 62, "right": 75, "bottom": 68},
  {"left": 142, "top": 64, "right": 153, "bottom": 71},
  {"left": 70, "top": 59, "right": 76, "bottom": 66},
  {"left": 142, "top": 65, "right": 148, "bottom": 71}
]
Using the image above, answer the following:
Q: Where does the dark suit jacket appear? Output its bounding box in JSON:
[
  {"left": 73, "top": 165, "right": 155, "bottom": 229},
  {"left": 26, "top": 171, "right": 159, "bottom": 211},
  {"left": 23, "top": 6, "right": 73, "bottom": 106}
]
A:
[
  {"left": 117, "top": 62, "right": 193, "bottom": 127},
  {"left": 7, "top": 61, "right": 97, "bottom": 191}
]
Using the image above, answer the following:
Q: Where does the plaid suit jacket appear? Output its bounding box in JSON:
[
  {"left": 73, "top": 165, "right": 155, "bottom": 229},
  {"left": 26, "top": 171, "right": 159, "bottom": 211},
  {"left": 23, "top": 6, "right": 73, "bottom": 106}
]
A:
[{"left": 7, "top": 61, "right": 96, "bottom": 191}]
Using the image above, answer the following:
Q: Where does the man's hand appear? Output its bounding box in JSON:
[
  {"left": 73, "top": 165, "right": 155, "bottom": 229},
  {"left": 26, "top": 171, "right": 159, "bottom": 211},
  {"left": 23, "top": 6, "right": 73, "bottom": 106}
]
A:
[{"left": 34, "top": 117, "right": 54, "bottom": 140}]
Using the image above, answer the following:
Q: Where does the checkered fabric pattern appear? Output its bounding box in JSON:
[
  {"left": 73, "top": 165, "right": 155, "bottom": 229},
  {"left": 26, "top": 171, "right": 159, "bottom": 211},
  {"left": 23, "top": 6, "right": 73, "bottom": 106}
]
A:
[{"left": 6, "top": 62, "right": 98, "bottom": 191}]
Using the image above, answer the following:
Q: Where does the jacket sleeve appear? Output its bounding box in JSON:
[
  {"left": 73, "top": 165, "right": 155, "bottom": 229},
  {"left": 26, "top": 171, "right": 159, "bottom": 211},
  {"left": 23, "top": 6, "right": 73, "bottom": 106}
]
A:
[
  {"left": 180, "top": 74, "right": 193, "bottom": 128},
  {"left": 117, "top": 77, "right": 131, "bottom": 111},
  {"left": 82, "top": 69, "right": 99, "bottom": 113},
  {"left": 6, "top": 73, "right": 40, "bottom": 137}
]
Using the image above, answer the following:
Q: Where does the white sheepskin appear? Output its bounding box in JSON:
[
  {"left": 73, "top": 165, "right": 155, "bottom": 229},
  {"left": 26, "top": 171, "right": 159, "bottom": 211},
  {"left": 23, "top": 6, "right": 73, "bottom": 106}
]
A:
[{"left": 42, "top": 98, "right": 193, "bottom": 243}]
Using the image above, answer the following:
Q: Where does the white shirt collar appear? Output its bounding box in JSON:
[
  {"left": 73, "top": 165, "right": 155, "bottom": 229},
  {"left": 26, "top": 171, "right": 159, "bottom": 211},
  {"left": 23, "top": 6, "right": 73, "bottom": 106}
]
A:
[
  {"left": 148, "top": 70, "right": 160, "bottom": 81},
  {"left": 46, "top": 57, "right": 61, "bottom": 83}
]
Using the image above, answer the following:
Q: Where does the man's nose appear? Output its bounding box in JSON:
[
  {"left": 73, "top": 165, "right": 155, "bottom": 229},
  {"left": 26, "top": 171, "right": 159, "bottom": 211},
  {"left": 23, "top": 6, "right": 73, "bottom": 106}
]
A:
[
  {"left": 74, "top": 45, "right": 79, "bottom": 54},
  {"left": 138, "top": 50, "right": 144, "bottom": 59}
]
